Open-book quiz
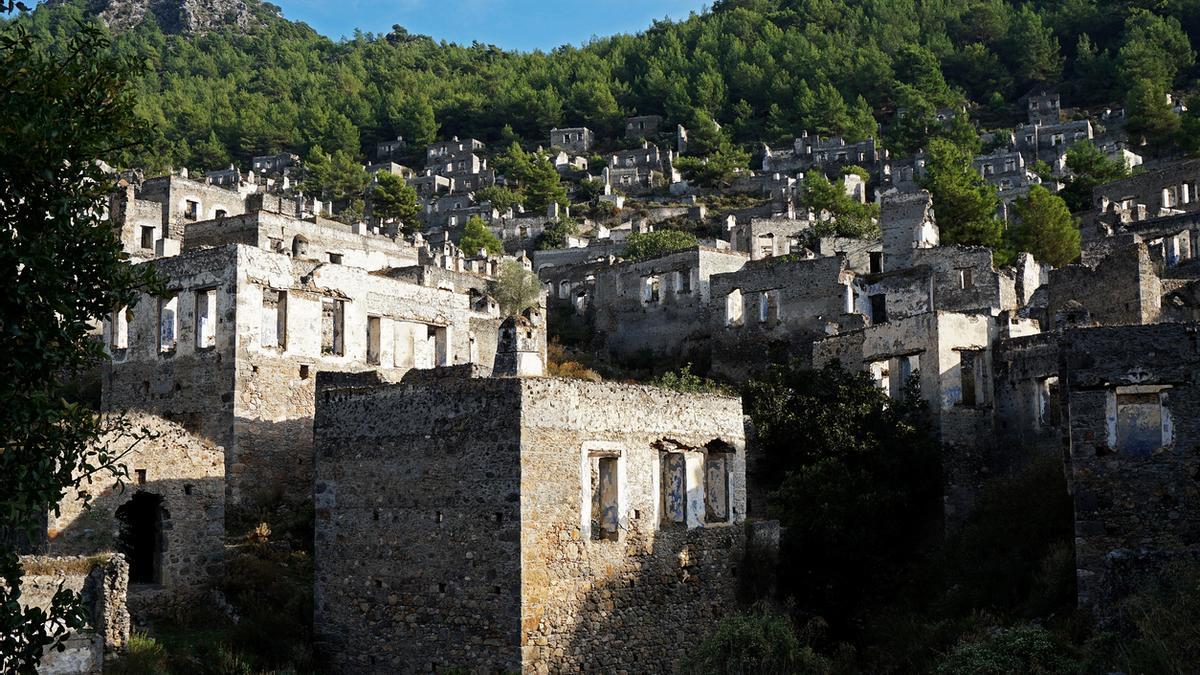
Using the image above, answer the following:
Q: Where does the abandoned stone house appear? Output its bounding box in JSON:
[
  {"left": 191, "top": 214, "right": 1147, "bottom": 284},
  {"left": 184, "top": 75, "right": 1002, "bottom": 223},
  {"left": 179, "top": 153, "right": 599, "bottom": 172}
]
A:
[
  {"left": 47, "top": 413, "right": 225, "bottom": 617},
  {"left": 425, "top": 136, "right": 486, "bottom": 167},
  {"left": 1059, "top": 323, "right": 1200, "bottom": 616},
  {"left": 313, "top": 368, "right": 747, "bottom": 673},
  {"left": 761, "top": 132, "right": 880, "bottom": 176},
  {"left": 1091, "top": 158, "right": 1200, "bottom": 228},
  {"left": 1026, "top": 91, "right": 1063, "bottom": 125},
  {"left": 549, "top": 126, "right": 593, "bottom": 153},
  {"left": 1015, "top": 118, "right": 1093, "bottom": 172},
  {"left": 101, "top": 207, "right": 507, "bottom": 508},
  {"left": 625, "top": 114, "right": 664, "bottom": 139}
]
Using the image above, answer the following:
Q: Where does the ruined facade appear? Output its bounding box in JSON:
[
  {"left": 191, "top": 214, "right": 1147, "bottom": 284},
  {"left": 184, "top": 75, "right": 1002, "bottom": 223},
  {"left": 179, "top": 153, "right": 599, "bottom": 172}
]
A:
[
  {"left": 1060, "top": 323, "right": 1200, "bottom": 614},
  {"left": 314, "top": 375, "right": 746, "bottom": 673},
  {"left": 101, "top": 210, "right": 505, "bottom": 506}
]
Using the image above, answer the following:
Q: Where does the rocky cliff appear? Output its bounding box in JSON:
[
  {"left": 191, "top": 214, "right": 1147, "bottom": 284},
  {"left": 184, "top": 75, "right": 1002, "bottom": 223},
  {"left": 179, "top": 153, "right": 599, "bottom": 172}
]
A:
[{"left": 45, "top": 0, "right": 277, "bottom": 34}]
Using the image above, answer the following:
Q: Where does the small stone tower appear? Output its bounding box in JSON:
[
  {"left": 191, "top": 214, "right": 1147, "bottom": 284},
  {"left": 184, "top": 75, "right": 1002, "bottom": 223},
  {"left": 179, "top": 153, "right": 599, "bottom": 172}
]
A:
[{"left": 493, "top": 308, "right": 544, "bottom": 377}]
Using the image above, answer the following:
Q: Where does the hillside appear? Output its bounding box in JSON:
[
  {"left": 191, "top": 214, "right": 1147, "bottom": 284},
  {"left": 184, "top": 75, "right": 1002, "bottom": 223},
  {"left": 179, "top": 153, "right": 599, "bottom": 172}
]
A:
[{"left": 9, "top": 0, "right": 1199, "bottom": 171}]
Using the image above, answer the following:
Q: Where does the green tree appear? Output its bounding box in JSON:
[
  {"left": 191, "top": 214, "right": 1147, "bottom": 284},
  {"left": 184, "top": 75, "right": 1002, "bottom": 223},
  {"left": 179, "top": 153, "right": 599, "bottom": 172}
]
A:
[
  {"left": 536, "top": 219, "right": 579, "bottom": 250},
  {"left": 1003, "top": 6, "right": 1063, "bottom": 85},
  {"left": 624, "top": 229, "right": 699, "bottom": 260},
  {"left": 1117, "top": 10, "right": 1194, "bottom": 90},
  {"left": 1180, "top": 92, "right": 1200, "bottom": 156},
  {"left": 801, "top": 169, "right": 879, "bottom": 238},
  {"left": 395, "top": 95, "right": 438, "bottom": 148},
  {"left": 743, "top": 363, "right": 941, "bottom": 631},
  {"left": 1008, "top": 186, "right": 1080, "bottom": 267},
  {"left": 490, "top": 260, "right": 542, "bottom": 317},
  {"left": 459, "top": 215, "right": 503, "bottom": 256},
  {"left": 937, "top": 625, "right": 1077, "bottom": 675},
  {"left": 494, "top": 143, "right": 567, "bottom": 213},
  {"left": 0, "top": 23, "right": 160, "bottom": 670},
  {"left": 192, "top": 130, "right": 230, "bottom": 171},
  {"left": 923, "top": 138, "right": 1004, "bottom": 250},
  {"left": 1060, "top": 140, "right": 1131, "bottom": 213},
  {"left": 1125, "top": 78, "right": 1181, "bottom": 150},
  {"left": 475, "top": 185, "right": 524, "bottom": 213},
  {"left": 369, "top": 172, "right": 419, "bottom": 233}
]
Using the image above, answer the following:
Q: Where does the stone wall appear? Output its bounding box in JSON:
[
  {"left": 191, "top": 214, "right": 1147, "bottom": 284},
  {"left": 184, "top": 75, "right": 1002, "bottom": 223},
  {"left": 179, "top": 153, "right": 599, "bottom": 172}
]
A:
[
  {"left": 710, "top": 254, "right": 854, "bottom": 378},
  {"left": 18, "top": 554, "right": 129, "bottom": 674},
  {"left": 1061, "top": 323, "right": 1200, "bottom": 615},
  {"left": 314, "top": 377, "right": 525, "bottom": 672},
  {"left": 182, "top": 210, "right": 420, "bottom": 271},
  {"left": 1047, "top": 242, "right": 1161, "bottom": 327},
  {"left": 313, "top": 375, "right": 747, "bottom": 673},
  {"left": 47, "top": 413, "right": 225, "bottom": 617},
  {"left": 591, "top": 247, "right": 748, "bottom": 366},
  {"left": 516, "top": 379, "right": 747, "bottom": 673},
  {"left": 136, "top": 175, "right": 248, "bottom": 239}
]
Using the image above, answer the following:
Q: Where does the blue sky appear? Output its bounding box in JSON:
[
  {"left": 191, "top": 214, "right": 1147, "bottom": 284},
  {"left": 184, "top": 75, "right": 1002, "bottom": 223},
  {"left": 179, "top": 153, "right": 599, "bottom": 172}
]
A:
[{"left": 275, "top": 0, "right": 710, "bottom": 50}]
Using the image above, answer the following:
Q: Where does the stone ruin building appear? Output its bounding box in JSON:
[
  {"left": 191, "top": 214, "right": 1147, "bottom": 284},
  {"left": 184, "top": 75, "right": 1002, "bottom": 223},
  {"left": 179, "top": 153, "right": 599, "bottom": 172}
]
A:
[{"left": 313, "top": 341, "right": 748, "bottom": 672}]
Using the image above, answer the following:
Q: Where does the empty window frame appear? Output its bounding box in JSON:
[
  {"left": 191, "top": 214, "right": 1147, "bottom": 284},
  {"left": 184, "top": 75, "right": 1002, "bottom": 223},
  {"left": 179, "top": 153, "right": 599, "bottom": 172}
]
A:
[
  {"left": 1037, "top": 376, "right": 1061, "bottom": 429},
  {"left": 321, "top": 299, "right": 345, "bottom": 356},
  {"left": 725, "top": 289, "right": 744, "bottom": 327},
  {"left": 586, "top": 449, "right": 622, "bottom": 542},
  {"left": 111, "top": 307, "right": 131, "bottom": 351},
  {"left": 958, "top": 350, "right": 985, "bottom": 407},
  {"left": 194, "top": 288, "right": 217, "bottom": 349},
  {"left": 642, "top": 275, "right": 661, "bottom": 304},
  {"left": 159, "top": 296, "right": 179, "bottom": 353},
  {"left": 957, "top": 267, "right": 974, "bottom": 290},
  {"left": 869, "top": 293, "right": 887, "bottom": 324},
  {"left": 260, "top": 289, "right": 287, "bottom": 349},
  {"left": 1112, "top": 387, "right": 1172, "bottom": 456},
  {"left": 675, "top": 269, "right": 692, "bottom": 294},
  {"left": 704, "top": 443, "right": 734, "bottom": 523},
  {"left": 140, "top": 226, "right": 155, "bottom": 250},
  {"left": 660, "top": 451, "right": 686, "bottom": 526},
  {"left": 366, "top": 316, "right": 382, "bottom": 366},
  {"left": 184, "top": 199, "right": 199, "bottom": 220},
  {"left": 869, "top": 251, "right": 883, "bottom": 274}
]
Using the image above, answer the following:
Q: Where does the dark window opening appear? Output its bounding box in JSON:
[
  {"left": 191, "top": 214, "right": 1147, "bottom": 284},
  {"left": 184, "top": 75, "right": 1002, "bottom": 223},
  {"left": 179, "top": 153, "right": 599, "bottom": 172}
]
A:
[
  {"left": 869, "top": 294, "right": 887, "bottom": 324},
  {"left": 869, "top": 251, "right": 882, "bottom": 274},
  {"left": 115, "top": 492, "right": 165, "bottom": 585},
  {"left": 140, "top": 226, "right": 155, "bottom": 250}
]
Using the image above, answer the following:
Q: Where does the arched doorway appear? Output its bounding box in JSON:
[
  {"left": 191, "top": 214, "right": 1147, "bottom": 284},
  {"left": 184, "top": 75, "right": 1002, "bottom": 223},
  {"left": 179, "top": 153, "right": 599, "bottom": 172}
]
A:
[{"left": 115, "top": 492, "right": 165, "bottom": 585}]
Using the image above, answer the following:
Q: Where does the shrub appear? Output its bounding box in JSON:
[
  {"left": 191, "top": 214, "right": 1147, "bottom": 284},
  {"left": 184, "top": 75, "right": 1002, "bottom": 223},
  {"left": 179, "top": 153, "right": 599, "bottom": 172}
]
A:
[
  {"left": 936, "top": 624, "right": 1077, "bottom": 674},
  {"left": 683, "top": 607, "right": 832, "bottom": 674}
]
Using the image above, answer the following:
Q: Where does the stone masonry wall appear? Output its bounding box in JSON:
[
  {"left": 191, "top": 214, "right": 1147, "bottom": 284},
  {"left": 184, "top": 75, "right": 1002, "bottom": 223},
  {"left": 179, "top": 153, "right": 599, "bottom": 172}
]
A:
[
  {"left": 1061, "top": 323, "right": 1200, "bottom": 614},
  {"left": 1047, "top": 242, "right": 1161, "bottom": 326},
  {"left": 710, "top": 254, "right": 852, "bottom": 378},
  {"left": 47, "top": 413, "right": 225, "bottom": 617},
  {"left": 517, "top": 379, "right": 747, "bottom": 673},
  {"left": 313, "top": 377, "right": 525, "bottom": 673},
  {"left": 19, "top": 554, "right": 130, "bottom": 674}
]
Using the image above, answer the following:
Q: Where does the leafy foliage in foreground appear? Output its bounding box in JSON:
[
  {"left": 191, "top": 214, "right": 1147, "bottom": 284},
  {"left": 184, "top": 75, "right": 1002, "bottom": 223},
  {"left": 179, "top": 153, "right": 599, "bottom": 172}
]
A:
[{"left": 0, "top": 20, "right": 161, "bottom": 671}]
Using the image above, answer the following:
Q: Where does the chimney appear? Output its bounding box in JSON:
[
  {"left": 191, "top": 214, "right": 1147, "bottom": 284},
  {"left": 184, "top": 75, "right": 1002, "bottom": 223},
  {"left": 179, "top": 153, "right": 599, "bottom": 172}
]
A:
[{"left": 492, "top": 308, "right": 543, "bottom": 377}]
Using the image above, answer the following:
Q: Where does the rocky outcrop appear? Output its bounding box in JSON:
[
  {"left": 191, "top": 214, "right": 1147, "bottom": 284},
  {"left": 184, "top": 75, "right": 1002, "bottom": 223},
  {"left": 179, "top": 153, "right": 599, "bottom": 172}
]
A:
[{"left": 46, "top": 0, "right": 275, "bottom": 34}]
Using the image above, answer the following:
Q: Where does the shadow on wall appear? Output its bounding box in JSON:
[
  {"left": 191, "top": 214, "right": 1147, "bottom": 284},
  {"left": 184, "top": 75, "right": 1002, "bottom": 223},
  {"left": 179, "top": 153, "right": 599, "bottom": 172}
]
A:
[
  {"left": 48, "top": 476, "right": 227, "bottom": 620},
  {"left": 546, "top": 518, "right": 756, "bottom": 672}
]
